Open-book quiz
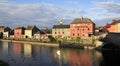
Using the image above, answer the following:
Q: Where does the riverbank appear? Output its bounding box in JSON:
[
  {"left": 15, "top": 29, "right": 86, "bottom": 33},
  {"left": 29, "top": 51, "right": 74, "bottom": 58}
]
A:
[{"left": 0, "top": 39, "right": 59, "bottom": 47}]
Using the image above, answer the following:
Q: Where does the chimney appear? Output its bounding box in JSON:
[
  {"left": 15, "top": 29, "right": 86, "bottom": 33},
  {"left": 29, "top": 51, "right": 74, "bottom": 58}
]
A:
[
  {"left": 112, "top": 19, "right": 117, "bottom": 23},
  {"left": 59, "top": 18, "right": 63, "bottom": 25}
]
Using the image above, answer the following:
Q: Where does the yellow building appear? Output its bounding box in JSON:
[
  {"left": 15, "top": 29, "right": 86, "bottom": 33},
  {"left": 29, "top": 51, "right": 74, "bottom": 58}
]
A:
[{"left": 52, "top": 25, "right": 70, "bottom": 39}]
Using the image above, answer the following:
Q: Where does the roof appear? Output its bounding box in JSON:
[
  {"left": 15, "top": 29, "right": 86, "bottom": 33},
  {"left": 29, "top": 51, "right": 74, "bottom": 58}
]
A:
[
  {"left": 53, "top": 25, "right": 70, "bottom": 29},
  {"left": 35, "top": 31, "right": 45, "bottom": 34},
  {"left": 26, "top": 25, "right": 36, "bottom": 30},
  {"left": 0, "top": 26, "right": 5, "bottom": 28},
  {"left": 71, "top": 18, "right": 93, "bottom": 24},
  {"left": 15, "top": 27, "right": 25, "bottom": 29},
  {"left": 111, "top": 20, "right": 120, "bottom": 25},
  {"left": 40, "top": 29, "right": 52, "bottom": 34}
]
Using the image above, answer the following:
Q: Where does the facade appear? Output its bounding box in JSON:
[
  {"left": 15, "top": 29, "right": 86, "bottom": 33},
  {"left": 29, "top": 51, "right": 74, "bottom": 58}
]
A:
[
  {"left": 41, "top": 29, "right": 52, "bottom": 39},
  {"left": 52, "top": 25, "right": 70, "bottom": 39},
  {"left": 0, "top": 26, "right": 11, "bottom": 33},
  {"left": 34, "top": 29, "right": 52, "bottom": 40},
  {"left": 25, "top": 25, "right": 39, "bottom": 38},
  {"left": 14, "top": 27, "right": 25, "bottom": 39},
  {"left": 70, "top": 17, "right": 95, "bottom": 38},
  {"left": 106, "top": 19, "right": 120, "bottom": 33}
]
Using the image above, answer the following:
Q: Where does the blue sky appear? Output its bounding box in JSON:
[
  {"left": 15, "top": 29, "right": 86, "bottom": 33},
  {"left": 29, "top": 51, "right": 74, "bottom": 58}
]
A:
[{"left": 0, "top": 0, "right": 120, "bottom": 28}]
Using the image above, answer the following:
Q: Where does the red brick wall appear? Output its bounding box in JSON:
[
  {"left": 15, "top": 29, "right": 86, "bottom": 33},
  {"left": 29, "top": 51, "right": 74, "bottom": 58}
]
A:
[
  {"left": 14, "top": 29, "right": 24, "bottom": 38},
  {"left": 70, "top": 23, "right": 95, "bottom": 38},
  {"left": 107, "top": 24, "right": 118, "bottom": 32}
]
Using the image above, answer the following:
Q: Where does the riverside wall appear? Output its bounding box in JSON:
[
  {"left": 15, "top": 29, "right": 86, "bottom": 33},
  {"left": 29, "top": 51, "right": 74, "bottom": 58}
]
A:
[
  {"left": 102, "top": 33, "right": 120, "bottom": 47},
  {"left": 0, "top": 39, "right": 59, "bottom": 47}
]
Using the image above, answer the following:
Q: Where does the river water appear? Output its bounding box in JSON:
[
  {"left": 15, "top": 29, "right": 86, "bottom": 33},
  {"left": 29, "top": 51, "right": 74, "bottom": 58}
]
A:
[{"left": 0, "top": 42, "right": 119, "bottom": 66}]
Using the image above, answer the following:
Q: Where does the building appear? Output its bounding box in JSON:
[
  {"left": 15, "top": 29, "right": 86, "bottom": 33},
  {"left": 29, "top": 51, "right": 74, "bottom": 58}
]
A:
[
  {"left": 0, "top": 26, "right": 11, "bottom": 39},
  {"left": 106, "top": 19, "right": 120, "bottom": 33},
  {"left": 0, "top": 26, "right": 11, "bottom": 33},
  {"left": 25, "top": 25, "right": 39, "bottom": 38},
  {"left": 14, "top": 27, "right": 25, "bottom": 39},
  {"left": 52, "top": 25, "right": 70, "bottom": 39},
  {"left": 34, "top": 30, "right": 44, "bottom": 40},
  {"left": 70, "top": 17, "right": 95, "bottom": 38},
  {"left": 41, "top": 29, "right": 52, "bottom": 39}
]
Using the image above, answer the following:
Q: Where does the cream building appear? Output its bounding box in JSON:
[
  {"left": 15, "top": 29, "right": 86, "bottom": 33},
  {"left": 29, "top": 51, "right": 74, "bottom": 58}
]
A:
[
  {"left": 52, "top": 25, "right": 70, "bottom": 39},
  {"left": 25, "top": 25, "right": 39, "bottom": 38}
]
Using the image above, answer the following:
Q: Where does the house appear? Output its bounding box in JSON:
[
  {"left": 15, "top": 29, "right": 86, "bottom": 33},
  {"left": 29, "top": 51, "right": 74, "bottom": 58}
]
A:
[
  {"left": 14, "top": 27, "right": 25, "bottom": 39},
  {"left": 40, "top": 29, "right": 52, "bottom": 39},
  {"left": 0, "top": 26, "right": 11, "bottom": 33},
  {"left": 34, "top": 30, "right": 45, "bottom": 40},
  {"left": 70, "top": 17, "right": 95, "bottom": 38},
  {"left": 105, "top": 19, "right": 120, "bottom": 33},
  {"left": 25, "top": 25, "right": 39, "bottom": 38},
  {"left": 0, "top": 26, "right": 11, "bottom": 39},
  {"left": 52, "top": 25, "right": 70, "bottom": 39}
]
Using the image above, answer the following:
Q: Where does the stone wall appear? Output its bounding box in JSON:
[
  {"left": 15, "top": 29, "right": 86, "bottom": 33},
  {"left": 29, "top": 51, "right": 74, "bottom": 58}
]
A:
[{"left": 103, "top": 33, "right": 120, "bottom": 46}]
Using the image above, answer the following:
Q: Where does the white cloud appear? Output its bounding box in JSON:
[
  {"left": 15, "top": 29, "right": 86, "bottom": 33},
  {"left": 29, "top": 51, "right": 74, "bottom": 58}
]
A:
[
  {"left": 0, "top": 1, "right": 84, "bottom": 28},
  {"left": 99, "top": 2, "right": 120, "bottom": 13}
]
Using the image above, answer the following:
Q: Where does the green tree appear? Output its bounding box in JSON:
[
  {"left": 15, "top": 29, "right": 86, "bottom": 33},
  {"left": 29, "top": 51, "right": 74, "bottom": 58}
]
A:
[
  {"left": 48, "top": 36, "right": 56, "bottom": 42},
  {"left": 76, "top": 37, "right": 81, "bottom": 43}
]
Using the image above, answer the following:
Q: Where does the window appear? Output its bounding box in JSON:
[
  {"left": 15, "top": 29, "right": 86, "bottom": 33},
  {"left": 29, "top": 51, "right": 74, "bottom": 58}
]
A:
[
  {"left": 55, "top": 32, "right": 57, "bottom": 34},
  {"left": 72, "top": 29, "right": 74, "bottom": 31},
  {"left": 88, "top": 28, "right": 90, "bottom": 31},
  {"left": 73, "top": 33, "right": 75, "bottom": 36},
  {"left": 82, "top": 29, "right": 84, "bottom": 31},
  {"left": 82, "top": 34, "right": 84, "bottom": 36}
]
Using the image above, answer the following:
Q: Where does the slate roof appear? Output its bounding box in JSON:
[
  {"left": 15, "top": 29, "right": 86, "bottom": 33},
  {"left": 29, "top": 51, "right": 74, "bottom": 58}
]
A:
[
  {"left": 35, "top": 31, "right": 45, "bottom": 34},
  {"left": 111, "top": 20, "right": 120, "bottom": 25},
  {"left": 0, "top": 26, "right": 5, "bottom": 28},
  {"left": 15, "top": 27, "right": 25, "bottom": 29},
  {"left": 53, "top": 25, "right": 70, "bottom": 29},
  {"left": 71, "top": 18, "right": 93, "bottom": 24},
  {"left": 26, "top": 25, "right": 36, "bottom": 30}
]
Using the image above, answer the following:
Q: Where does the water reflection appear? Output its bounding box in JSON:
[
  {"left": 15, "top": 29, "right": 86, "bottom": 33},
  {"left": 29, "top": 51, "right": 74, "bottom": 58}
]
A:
[{"left": 0, "top": 42, "right": 119, "bottom": 66}]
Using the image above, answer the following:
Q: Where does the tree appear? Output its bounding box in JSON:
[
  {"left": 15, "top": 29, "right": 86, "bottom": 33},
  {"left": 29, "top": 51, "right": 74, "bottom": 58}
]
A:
[
  {"left": 76, "top": 37, "right": 81, "bottom": 43},
  {"left": 48, "top": 36, "right": 56, "bottom": 42}
]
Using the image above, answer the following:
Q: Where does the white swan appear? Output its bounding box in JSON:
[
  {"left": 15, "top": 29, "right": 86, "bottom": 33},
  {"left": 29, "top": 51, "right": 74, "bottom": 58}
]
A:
[{"left": 57, "top": 50, "right": 60, "bottom": 56}]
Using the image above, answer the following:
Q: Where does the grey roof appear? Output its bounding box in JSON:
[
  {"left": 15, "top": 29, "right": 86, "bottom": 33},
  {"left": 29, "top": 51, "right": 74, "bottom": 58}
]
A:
[
  {"left": 26, "top": 25, "right": 39, "bottom": 30},
  {"left": 15, "top": 27, "right": 25, "bottom": 29},
  {"left": 111, "top": 20, "right": 120, "bottom": 25},
  {"left": 71, "top": 18, "right": 93, "bottom": 24},
  {"left": 53, "top": 25, "right": 70, "bottom": 29},
  {"left": 35, "top": 31, "right": 45, "bottom": 34}
]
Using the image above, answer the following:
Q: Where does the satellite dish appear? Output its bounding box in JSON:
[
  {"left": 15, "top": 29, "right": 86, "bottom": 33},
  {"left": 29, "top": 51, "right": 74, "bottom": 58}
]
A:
[{"left": 59, "top": 18, "right": 63, "bottom": 25}]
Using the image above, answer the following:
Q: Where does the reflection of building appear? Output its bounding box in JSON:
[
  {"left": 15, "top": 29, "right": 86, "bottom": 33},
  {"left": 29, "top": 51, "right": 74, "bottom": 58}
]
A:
[
  {"left": 69, "top": 51, "right": 92, "bottom": 66},
  {"left": 2, "top": 42, "right": 9, "bottom": 59},
  {"left": 13, "top": 43, "right": 22, "bottom": 56},
  {"left": 24, "top": 44, "right": 32, "bottom": 58},
  {"left": 70, "top": 17, "right": 95, "bottom": 38}
]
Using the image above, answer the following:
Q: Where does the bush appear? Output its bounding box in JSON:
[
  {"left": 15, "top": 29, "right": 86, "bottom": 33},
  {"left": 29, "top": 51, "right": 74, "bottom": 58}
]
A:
[{"left": 0, "top": 60, "right": 9, "bottom": 66}]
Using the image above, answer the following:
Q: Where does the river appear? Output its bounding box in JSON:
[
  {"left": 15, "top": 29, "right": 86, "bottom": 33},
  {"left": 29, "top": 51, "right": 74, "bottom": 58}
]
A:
[{"left": 0, "top": 41, "right": 119, "bottom": 66}]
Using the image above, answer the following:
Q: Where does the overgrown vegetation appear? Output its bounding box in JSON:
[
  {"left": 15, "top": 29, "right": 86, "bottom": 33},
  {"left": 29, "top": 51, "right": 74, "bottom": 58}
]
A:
[{"left": 0, "top": 60, "right": 9, "bottom": 66}]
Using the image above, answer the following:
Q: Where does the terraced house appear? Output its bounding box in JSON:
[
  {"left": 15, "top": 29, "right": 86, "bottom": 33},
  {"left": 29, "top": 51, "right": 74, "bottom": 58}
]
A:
[
  {"left": 52, "top": 25, "right": 70, "bottom": 39},
  {"left": 70, "top": 17, "right": 95, "bottom": 38},
  {"left": 14, "top": 27, "right": 25, "bottom": 39},
  {"left": 25, "top": 25, "right": 39, "bottom": 38},
  {"left": 105, "top": 19, "right": 120, "bottom": 33}
]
